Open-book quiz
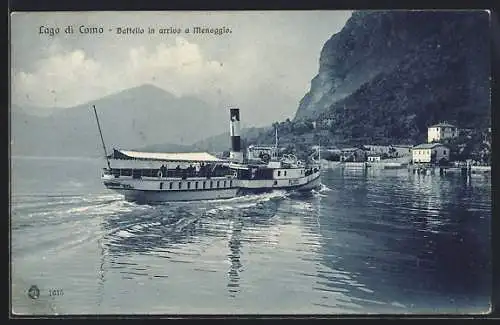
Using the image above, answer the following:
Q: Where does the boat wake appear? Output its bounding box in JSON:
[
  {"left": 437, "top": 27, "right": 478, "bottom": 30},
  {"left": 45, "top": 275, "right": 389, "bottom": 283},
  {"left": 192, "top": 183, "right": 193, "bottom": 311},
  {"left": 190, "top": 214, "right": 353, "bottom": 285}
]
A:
[
  {"left": 12, "top": 187, "right": 294, "bottom": 260},
  {"left": 310, "top": 183, "right": 333, "bottom": 198},
  {"left": 318, "top": 183, "right": 333, "bottom": 192}
]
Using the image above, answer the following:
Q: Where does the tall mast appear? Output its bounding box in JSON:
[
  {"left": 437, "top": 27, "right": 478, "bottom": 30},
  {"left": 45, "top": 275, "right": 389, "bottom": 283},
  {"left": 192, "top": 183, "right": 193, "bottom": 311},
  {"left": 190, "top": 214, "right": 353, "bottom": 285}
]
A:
[{"left": 93, "top": 105, "right": 111, "bottom": 169}]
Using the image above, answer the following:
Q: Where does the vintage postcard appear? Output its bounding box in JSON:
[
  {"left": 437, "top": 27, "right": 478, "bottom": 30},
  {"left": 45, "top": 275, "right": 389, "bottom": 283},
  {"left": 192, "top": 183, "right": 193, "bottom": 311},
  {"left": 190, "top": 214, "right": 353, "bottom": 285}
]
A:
[{"left": 10, "top": 10, "right": 491, "bottom": 315}]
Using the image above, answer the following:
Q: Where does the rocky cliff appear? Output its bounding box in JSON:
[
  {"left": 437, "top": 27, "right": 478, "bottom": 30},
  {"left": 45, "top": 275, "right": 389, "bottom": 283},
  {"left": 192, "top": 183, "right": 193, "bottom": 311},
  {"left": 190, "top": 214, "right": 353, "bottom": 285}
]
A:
[{"left": 294, "top": 10, "right": 490, "bottom": 145}]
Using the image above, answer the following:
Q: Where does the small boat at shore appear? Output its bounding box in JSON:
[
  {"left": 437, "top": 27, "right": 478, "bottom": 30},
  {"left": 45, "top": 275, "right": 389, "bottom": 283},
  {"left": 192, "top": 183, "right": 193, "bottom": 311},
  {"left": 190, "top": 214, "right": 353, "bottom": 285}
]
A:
[{"left": 94, "top": 107, "right": 321, "bottom": 203}]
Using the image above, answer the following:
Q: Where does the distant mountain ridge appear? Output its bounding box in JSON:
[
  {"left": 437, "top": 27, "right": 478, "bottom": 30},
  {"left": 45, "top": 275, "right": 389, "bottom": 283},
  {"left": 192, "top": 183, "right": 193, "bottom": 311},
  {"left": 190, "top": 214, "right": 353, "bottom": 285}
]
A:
[
  {"left": 10, "top": 84, "right": 228, "bottom": 157},
  {"left": 138, "top": 126, "right": 269, "bottom": 154}
]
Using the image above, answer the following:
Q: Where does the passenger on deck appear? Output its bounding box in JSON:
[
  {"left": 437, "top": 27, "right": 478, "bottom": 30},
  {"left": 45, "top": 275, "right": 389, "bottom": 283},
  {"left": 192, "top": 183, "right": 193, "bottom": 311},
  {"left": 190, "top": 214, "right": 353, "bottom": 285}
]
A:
[
  {"left": 206, "top": 164, "right": 212, "bottom": 179},
  {"left": 160, "top": 164, "right": 167, "bottom": 178}
]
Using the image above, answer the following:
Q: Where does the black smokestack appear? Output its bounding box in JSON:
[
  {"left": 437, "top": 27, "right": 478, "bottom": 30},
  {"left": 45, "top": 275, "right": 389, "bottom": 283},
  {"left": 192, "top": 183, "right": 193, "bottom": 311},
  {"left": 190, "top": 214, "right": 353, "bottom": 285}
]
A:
[{"left": 229, "top": 108, "right": 243, "bottom": 162}]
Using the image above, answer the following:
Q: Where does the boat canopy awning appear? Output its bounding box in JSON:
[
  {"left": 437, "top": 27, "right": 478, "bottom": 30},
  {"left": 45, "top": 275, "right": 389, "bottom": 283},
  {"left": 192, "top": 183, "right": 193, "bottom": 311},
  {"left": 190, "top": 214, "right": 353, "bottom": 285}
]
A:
[{"left": 109, "top": 148, "right": 224, "bottom": 162}]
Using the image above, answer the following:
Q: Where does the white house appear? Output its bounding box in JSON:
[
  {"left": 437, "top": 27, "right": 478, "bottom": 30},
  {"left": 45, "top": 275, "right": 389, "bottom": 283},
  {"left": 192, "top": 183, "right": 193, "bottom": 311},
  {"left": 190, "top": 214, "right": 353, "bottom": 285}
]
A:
[
  {"left": 427, "top": 122, "right": 459, "bottom": 143},
  {"left": 412, "top": 143, "right": 450, "bottom": 164},
  {"left": 367, "top": 154, "right": 381, "bottom": 162}
]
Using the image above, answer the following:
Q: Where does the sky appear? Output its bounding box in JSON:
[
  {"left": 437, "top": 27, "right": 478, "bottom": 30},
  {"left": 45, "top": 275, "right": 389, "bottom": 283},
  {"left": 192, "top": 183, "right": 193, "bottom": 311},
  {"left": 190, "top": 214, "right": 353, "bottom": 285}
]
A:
[{"left": 10, "top": 11, "right": 352, "bottom": 127}]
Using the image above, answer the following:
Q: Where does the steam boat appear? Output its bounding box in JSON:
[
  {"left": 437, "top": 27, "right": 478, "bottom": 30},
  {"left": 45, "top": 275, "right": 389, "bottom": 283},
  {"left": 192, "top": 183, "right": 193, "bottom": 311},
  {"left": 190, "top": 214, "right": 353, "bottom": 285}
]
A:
[{"left": 96, "top": 107, "right": 321, "bottom": 203}]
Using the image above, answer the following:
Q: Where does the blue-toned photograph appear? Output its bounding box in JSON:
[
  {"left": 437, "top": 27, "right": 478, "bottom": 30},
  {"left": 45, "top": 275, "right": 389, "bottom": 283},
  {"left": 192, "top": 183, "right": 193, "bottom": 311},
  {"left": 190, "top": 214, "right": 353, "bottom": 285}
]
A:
[{"left": 10, "top": 10, "right": 491, "bottom": 315}]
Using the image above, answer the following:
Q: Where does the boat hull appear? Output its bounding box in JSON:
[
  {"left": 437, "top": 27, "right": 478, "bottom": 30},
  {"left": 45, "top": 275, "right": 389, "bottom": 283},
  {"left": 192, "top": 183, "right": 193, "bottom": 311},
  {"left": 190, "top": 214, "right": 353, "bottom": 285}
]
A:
[
  {"left": 102, "top": 171, "right": 321, "bottom": 203},
  {"left": 228, "top": 171, "right": 321, "bottom": 195},
  {"left": 295, "top": 173, "right": 321, "bottom": 191},
  {"left": 109, "top": 187, "right": 240, "bottom": 204},
  {"left": 238, "top": 171, "right": 320, "bottom": 191}
]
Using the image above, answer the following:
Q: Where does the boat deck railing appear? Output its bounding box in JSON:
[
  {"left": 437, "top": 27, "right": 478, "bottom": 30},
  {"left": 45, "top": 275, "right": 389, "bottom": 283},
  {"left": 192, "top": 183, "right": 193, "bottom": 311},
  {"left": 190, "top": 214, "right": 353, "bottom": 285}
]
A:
[{"left": 103, "top": 167, "right": 236, "bottom": 180}]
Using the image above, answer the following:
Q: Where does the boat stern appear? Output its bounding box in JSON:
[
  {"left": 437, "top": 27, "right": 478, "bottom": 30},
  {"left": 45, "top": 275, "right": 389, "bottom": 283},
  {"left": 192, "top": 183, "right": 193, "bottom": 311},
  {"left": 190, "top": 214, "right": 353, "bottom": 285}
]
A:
[{"left": 101, "top": 168, "right": 129, "bottom": 191}]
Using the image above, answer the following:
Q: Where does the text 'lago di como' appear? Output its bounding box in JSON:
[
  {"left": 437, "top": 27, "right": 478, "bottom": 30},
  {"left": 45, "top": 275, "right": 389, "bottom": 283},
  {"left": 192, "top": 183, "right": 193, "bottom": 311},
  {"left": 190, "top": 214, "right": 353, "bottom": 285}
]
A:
[{"left": 38, "top": 25, "right": 232, "bottom": 36}]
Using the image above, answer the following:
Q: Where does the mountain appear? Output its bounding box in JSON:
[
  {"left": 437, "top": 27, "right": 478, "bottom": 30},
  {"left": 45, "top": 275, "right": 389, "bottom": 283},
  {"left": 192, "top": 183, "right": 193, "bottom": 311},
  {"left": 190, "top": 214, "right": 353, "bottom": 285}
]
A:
[
  {"left": 144, "top": 126, "right": 269, "bottom": 154},
  {"left": 189, "top": 127, "right": 269, "bottom": 153},
  {"left": 137, "top": 142, "right": 195, "bottom": 153},
  {"left": 10, "top": 84, "right": 228, "bottom": 157},
  {"left": 272, "top": 11, "right": 490, "bottom": 146}
]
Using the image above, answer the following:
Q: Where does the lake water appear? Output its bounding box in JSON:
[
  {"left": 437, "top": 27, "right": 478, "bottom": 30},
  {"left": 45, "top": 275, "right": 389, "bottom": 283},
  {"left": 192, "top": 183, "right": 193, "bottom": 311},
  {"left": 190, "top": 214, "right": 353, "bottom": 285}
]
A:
[{"left": 10, "top": 157, "right": 492, "bottom": 315}]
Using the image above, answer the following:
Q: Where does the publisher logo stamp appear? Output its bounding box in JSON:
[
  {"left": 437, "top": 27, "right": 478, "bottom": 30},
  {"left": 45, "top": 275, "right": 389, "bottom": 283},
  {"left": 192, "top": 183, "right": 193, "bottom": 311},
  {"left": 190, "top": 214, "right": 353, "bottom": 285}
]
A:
[{"left": 27, "top": 285, "right": 40, "bottom": 300}]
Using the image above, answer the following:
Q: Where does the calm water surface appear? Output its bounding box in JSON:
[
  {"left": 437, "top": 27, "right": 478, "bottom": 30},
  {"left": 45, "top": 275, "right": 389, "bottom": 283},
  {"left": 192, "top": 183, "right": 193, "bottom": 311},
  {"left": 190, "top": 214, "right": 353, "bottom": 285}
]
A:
[{"left": 10, "top": 157, "right": 491, "bottom": 314}]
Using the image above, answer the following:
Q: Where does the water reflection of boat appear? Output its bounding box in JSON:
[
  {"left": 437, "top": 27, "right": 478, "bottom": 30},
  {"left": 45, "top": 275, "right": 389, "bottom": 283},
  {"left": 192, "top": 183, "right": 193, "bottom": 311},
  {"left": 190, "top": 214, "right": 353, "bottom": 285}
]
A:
[
  {"left": 96, "top": 194, "right": 283, "bottom": 299},
  {"left": 227, "top": 217, "right": 243, "bottom": 297}
]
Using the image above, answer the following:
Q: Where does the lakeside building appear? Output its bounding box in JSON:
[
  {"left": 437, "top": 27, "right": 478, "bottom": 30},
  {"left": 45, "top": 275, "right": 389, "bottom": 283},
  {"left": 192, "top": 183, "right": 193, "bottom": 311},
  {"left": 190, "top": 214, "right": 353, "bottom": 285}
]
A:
[
  {"left": 427, "top": 122, "right": 459, "bottom": 143},
  {"left": 364, "top": 144, "right": 412, "bottom": 157},
  {"left": 367, "top": 154, "right": 382, "bottom": 162},
  {"left": 412, "top": 143, "right": 450, "bottom": 164}
]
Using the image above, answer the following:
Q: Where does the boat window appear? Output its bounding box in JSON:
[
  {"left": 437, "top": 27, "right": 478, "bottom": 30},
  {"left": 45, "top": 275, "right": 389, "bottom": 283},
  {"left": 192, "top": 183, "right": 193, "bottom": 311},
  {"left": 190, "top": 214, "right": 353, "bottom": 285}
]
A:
[
  {"left": 223, "top": 180, "right": 226, "bottom": 187},
  {"left": 203, "top": 181, "right": 206, "bottom": 189},
  {"left": 160, "top": 182, "right": 163, "bottom": 189},
  {"left": 284, "top": 171, "right": 287, "bottom": 176},
  {"left": 278, "top": 171, "right": 281, "bottom": 176},
  {"left": 178, "top": 182, "right": 182, "bottom": 189},
  {"left": 210, "top": 181, "right": 213, "bottom": 188},
  {"left": 216, "top": 181, "right": 220, "bottom": 188},
  {"left": 132, "top": 169, "right": 141, "bottom": 179},
  {"left": 230, "top": 180, "right": 232, "bottom": 187},
  {"left": 169, "top": 182, "right": 173, "bottom": 189},
  {"left": 187, "top": 182, "right": 191, "bottom": 189},
  {"left": 195, "top": 182, "right": 198, "bottom": 189},
  {"left": 274, "top": 180, "right": 278, "bottom": 185}
]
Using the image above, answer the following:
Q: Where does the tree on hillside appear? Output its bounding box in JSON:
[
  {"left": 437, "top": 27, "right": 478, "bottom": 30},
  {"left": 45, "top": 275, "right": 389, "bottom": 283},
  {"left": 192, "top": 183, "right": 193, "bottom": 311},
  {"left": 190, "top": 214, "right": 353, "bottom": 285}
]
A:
[
  {"left": 324, "top": 152, "right": 340, "bottom": 161},
  {"left": 272, "top": 122, "right": 279, "bottom": 132}
]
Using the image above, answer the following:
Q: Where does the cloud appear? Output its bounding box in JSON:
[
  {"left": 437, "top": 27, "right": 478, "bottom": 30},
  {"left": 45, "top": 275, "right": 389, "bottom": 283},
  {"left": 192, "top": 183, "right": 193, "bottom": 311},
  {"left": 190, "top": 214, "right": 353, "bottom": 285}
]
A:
[
  {"left": 10, "top": 11, "right": 353, "bottom": 125},
  {"left": 12, "top": 47, "right": 105, "bottom": 107},
  {"left": 125, "top": 37, "right": 225, "bottom": 96},
  {"left": 12, "top": 37, "right": 226, "bottom": 107},
  {"left": 11, "top": 35, "right": 296, "bottom": 126}
]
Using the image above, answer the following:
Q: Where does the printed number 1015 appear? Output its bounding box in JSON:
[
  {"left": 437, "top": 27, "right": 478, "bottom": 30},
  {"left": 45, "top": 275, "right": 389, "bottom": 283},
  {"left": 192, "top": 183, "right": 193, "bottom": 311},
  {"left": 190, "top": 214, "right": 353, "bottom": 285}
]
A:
[{"left": 49, "top": 288, "right": 64, "bottom": 296}]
